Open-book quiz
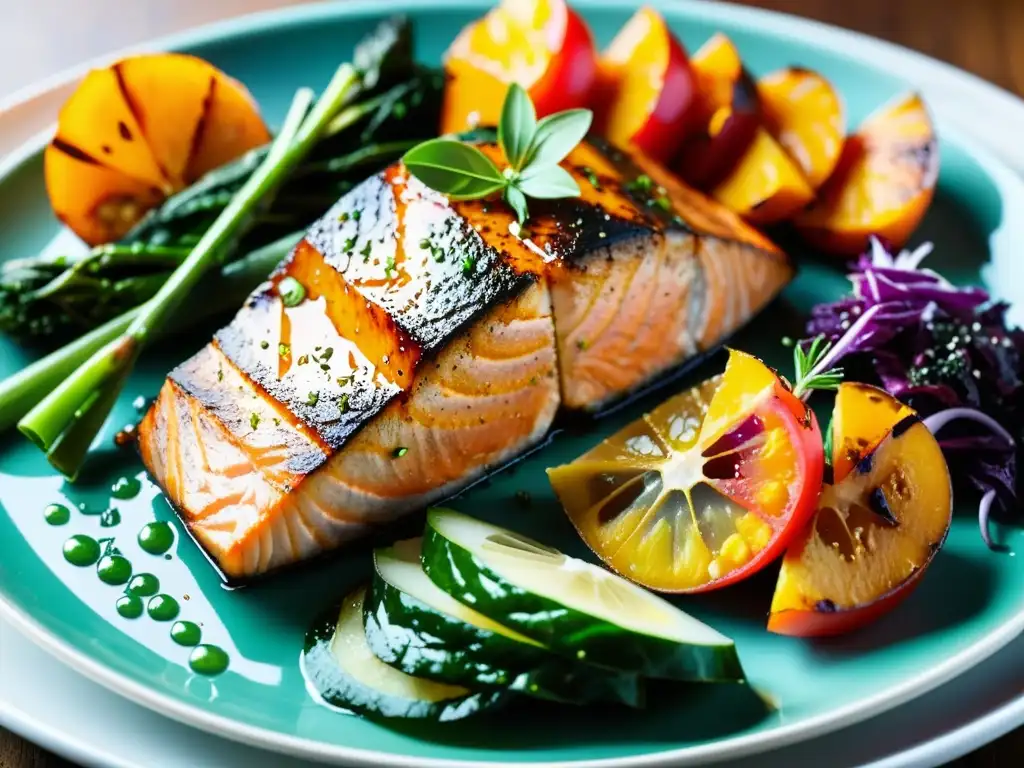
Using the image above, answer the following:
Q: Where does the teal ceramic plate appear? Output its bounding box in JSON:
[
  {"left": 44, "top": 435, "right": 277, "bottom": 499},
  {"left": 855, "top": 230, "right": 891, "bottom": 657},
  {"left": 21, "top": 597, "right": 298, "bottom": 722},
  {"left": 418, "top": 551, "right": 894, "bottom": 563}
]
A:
[{"left": 2, "top": 2, "right": 1023, "bottom": 766}]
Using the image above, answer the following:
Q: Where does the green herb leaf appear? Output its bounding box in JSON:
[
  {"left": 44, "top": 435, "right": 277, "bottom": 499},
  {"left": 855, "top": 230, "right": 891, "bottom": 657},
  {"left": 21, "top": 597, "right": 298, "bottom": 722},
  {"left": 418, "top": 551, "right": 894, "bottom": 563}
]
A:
[
  {"left": 524, "top": 109, "right": 592, "bottom": 168},
  {"left": 403, "top": 139, "right": 505, "bottom": 200},
  {"left": 518, "top": 164, "right": 581, "bottom": 199},
  {"left": 792, "top": 334, "right": 844, "bottom": 399},
  {"left": 505, "top": 185, "right": 530, "bottom": 225},
  {"left": 498, "top": 83, "right": 537, "bottom": 171}
]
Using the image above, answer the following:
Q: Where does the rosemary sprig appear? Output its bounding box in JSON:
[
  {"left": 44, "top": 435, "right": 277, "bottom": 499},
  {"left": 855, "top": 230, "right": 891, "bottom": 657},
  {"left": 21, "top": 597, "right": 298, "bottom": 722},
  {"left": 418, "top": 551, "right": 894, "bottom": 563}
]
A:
[{"left": 792, "top": 335, "right": 844, "bottom": 400}]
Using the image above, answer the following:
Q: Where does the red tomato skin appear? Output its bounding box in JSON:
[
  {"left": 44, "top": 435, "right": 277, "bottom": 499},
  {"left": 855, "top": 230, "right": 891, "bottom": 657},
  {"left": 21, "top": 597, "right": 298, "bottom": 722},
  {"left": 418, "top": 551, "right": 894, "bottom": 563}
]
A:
[
  {"left": 629, "top": 31, "right": 701, "bottom": 162},
  {"left": 684, "top": 382, "right": 825, "bottom": 594},
  {"left": 530, "top": 4, "right": 598, "bottom": 116},
  {"left": 767, "top": 569, "right": 925, "bottom": 637}
]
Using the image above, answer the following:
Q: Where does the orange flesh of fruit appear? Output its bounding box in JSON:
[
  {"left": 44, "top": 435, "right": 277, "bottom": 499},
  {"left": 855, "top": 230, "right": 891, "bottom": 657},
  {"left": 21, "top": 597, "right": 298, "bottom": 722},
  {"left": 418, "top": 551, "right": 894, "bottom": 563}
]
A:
[
  {"left": 54, "top": 67, "right": 171, "bottom": 192},
  {"left": 116, "top": 54, "right": 216, "bottom": 188},
  {"left": 47, "top": 54, "right": 270, "bottom": 246},
  {"left": 185, "top": 73, "right": 271, "bottom": 182},
  {"left": 795, "top": 92, "right": 938, "bottom": 256},
  {"left": 758, "top": 67, "right": 846, "bottom": 189},
  {"left": 548, "top": 350, "right": 808, "bottom": 592},
  {"left": 770, "top": 383, "right": 952, "bottom": 626},
  {"left": 44, "top": 144, "right": 164, "bottom": 246},
  {"left": 441, "top": 0, "right": 565, "bottom": 133},
  {"left": 711, "top": 127, "right": 815, "bottom": 224},
  {"left": 596, "top": 7, "right": 669, "bottom": 149},
  {"left": 691, "top": 33, "right": 743, "bottom": 122}
]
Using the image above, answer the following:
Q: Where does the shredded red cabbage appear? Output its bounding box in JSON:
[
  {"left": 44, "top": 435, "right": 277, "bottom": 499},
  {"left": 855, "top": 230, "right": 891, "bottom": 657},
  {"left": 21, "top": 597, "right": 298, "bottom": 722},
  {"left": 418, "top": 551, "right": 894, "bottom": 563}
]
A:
[{"left": 803, "top": 238, "right": 1023, "bottom": 548}]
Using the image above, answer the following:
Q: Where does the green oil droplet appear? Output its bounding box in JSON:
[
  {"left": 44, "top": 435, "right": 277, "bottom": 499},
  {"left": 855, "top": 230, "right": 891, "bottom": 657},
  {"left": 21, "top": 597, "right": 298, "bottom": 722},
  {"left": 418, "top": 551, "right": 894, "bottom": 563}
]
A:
[
  {"left": 100, "top": 508, "right": 121, "bottom": 528},
  {"left": 147, "top": 594, "right": 180, "bottom": 621},
  {"left": 126, "top": 573, "right": 159, "bottom": 597},
  {"left": 170, "top": 621, "right": 202, "bottom": 647},
  {"left": 111, "top": 476, "right": 142, "bottom": 500},
  {"left": 44, "top": 504, "right": 70, "bottom": 526},
  {"left": 116, "top": 594, "right": 143, "bottom": 619},
  {"left": 189, "top": 644, "right": 229, "bottom": 676},
  {"left": 97, "top": 555, "right": 132, "bottom": 585},
  {"left": 138, "top": 522, "right": 174, "bottom": 555},
  {"left": 63, "top": 535, "right": 100, "bottom": 566}
]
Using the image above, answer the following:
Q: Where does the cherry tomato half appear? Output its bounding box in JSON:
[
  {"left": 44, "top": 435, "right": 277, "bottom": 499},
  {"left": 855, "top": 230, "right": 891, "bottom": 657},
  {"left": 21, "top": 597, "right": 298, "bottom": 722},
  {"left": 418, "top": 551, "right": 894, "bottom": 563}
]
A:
[
  {"left": 548, "top": 349, "right": 824, "bottom": 593},
  {"left": 440, "top": 0, "right": 597, "bottom": 134}
]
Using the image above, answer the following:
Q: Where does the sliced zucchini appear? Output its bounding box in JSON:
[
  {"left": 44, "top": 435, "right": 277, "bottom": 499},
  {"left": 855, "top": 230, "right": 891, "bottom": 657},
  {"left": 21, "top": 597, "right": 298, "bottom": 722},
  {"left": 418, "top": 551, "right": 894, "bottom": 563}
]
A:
[
  {"left": 301, "top": 586, "right": 505, "bottom": 722},
  {"left": 421, "top": 508, "right": 745, "bottom": 682},
  {"left": 365, "top": 539, "right": 644, "bottom": 707}
]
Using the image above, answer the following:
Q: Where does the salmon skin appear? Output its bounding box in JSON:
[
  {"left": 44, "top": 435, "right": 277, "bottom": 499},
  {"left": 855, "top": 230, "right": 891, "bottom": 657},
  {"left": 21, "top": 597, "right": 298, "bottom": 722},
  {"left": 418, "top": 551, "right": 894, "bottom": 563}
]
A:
[{"left": 138, "top": 138, "right": 792, "bottom": 581}]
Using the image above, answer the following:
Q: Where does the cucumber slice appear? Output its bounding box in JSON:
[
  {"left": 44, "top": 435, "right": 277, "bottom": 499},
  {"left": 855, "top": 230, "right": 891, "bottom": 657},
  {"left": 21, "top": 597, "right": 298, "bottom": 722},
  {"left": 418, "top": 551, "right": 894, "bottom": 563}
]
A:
[
  {"left": 301, "top": 586, "right": 505, "bottom": 722},
  {"left": 365, "top": 539, "right": 644, "bottom": 707},
  {"left": 421, "top": 508, "right": 745, "bottom": 682}
]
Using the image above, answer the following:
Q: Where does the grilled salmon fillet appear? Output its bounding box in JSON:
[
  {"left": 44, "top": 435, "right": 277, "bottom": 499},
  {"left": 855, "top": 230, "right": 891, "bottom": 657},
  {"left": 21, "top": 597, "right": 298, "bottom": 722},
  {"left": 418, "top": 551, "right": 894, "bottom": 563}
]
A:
[{"left": 138, "top": 139, "right": 792, "bottom": 580}]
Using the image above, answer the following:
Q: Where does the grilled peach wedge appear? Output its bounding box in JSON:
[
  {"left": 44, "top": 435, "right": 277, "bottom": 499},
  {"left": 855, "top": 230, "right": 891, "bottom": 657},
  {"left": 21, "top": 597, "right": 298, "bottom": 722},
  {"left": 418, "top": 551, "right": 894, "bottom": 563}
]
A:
[
  {"left": 593, "top": 7, "right": 700, "bottom": 162},
  {"left": 795, "top": 92, "right": 938, "bottom": 256},
  {"left": 675, "top": 33, "right": 761, "bottom": 190},
  {"left": 710, "top": 127, "right": 815, "bottom": 225},
  {"left": 758, "top": 67, "right": 846, "bottom": 190},
  {"left": 768, "top": 383, "right": 953, "bottom": 637},
  {"left": 441, "top": 0, "right": 597, "bottom": 133},
  {"left": 45, "top": 53, "right": 270, "bottom": 245}
]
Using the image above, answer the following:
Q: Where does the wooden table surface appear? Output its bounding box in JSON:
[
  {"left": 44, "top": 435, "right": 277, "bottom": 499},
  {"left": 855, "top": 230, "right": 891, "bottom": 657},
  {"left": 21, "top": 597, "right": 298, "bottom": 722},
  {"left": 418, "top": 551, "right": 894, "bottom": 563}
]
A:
[{"left": 1, "top": 0, "right": 1022, "bottom": 765}]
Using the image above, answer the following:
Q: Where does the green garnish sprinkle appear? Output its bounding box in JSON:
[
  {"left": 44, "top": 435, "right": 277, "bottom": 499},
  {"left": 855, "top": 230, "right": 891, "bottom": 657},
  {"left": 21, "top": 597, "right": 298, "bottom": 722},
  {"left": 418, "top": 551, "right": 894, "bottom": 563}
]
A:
[
  {"left": 250, "top": 413, "right": 260, "bottom": 430},
  {"left": 278, "top": 276, "right": 306, "bottom": 307},
  {"left": 392, "top": 446, "right": 408, "bottom": 458},
  {"left": 305, "top": 391, "right": 319, "bottom": 407}
]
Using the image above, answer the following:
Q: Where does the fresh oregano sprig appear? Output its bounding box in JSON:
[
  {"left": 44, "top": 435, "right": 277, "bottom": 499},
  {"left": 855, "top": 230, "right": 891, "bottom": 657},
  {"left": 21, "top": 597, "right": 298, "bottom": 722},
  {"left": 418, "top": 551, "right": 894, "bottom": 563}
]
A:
[
  {"left": 402, "top": 83, "right": 592, "bottom": 224},
  {"left": 791, "top": 334, "right": 844, "bottom": 400}
]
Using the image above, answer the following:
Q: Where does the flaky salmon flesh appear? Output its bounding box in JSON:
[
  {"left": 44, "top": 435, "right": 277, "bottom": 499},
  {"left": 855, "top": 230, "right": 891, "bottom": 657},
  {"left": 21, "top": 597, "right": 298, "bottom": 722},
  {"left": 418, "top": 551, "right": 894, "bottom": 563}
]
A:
[{"left": 138, "top": 139, "right": 792, "bottom": 580}]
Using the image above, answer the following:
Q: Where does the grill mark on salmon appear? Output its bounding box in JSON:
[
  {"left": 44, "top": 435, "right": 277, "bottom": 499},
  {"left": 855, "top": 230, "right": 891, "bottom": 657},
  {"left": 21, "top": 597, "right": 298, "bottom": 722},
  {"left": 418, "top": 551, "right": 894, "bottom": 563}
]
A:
[{"left": 138, "top": 138, "right": 793, "bottom": 580}]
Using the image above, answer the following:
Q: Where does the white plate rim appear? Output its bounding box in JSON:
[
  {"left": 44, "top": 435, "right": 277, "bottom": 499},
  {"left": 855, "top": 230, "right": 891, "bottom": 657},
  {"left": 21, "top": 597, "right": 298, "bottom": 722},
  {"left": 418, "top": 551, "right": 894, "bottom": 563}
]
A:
[
  {"left": 1, "top": 1, "right": 1023, "bottom": 767},
  {"left": 2, "top": 618, "right": 1023, "bottom": 768}
]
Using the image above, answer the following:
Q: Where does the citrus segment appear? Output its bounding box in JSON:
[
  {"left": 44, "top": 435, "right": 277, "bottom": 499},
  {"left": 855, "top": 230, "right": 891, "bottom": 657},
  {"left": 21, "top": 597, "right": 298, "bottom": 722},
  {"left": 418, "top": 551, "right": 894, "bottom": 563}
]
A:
[{"left": 548, "top": 350, "right": 823, "bottom": 593}]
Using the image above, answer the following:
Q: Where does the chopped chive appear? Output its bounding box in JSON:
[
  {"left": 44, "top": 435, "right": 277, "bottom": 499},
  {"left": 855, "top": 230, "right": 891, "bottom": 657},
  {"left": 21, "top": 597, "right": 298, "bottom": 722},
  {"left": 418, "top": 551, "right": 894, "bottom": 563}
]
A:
[
  {"left": 344, "top": 237, "right": 357, "bottom": 252},
  {"left": 250, "top": 413, "right": 260, "bottom": 430},
  {"left": 392, "top": 446, "right": 408, "bottom": 458},
  {"left": 297, "top": 354, "right": 309, "bottom": 366},
  {"left": 339, "top": 394, "right": 350, "bottom": 414},
  {"left": 305, "top": 391, "right": 319, "bottom": 406},
  {"left": 278, "top": 343, "right": 291, "bottom": 358},
  {"left": 321, "top": 347, "right": 334, "bottom": 362}
]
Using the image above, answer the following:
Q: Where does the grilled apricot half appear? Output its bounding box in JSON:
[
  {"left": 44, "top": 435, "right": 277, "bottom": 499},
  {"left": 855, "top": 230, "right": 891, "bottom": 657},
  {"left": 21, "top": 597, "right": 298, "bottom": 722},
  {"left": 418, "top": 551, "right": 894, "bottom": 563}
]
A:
[
  {"left": 548, "top": 349, "right": 823, "bottom": 593},
  {"left": 45, "top": 53, "right": 270, "bottom": 245},
  {"left": 768, "top": 383, "right": 952, "bottom": 637},
  {"left": 795, "top": 92, "right": 938, "bottom": 257}
]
